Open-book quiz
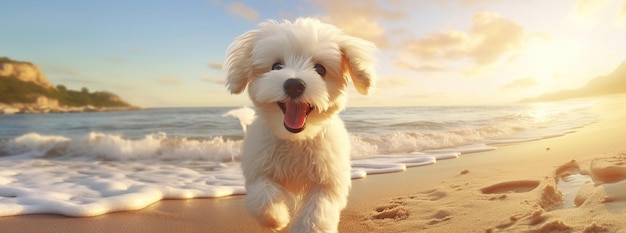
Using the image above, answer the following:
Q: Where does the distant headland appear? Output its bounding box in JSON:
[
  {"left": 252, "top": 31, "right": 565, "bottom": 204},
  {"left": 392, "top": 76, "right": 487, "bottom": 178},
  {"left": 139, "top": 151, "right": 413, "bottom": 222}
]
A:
[
  {"left": 520, "top": 61, "right": 626, "bottom": 103},
  {"left": 0, "top": 57, "right": 139, "bottom": 114}
]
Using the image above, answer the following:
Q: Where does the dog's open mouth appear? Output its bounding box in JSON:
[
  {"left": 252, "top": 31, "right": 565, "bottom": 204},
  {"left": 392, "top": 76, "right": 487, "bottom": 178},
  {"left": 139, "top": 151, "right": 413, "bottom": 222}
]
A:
[{"left": 278, "top": 102, "right": 314, "bottom": 133}]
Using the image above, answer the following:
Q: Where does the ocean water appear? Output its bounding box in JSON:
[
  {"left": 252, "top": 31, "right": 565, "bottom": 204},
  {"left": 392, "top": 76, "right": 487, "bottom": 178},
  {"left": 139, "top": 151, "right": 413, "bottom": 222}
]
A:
[{"left": 0, "top": 99, "right": 598, "bottom": 217}]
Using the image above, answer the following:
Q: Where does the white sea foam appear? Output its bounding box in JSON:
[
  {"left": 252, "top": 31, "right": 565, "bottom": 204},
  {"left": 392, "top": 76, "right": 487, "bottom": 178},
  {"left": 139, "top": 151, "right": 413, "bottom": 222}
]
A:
[
  {"left": 0, "top": 159, "right": 245, "bottom": 216},
  {"left": 0, "top": 132, "right": 497, "bottom": 217}
]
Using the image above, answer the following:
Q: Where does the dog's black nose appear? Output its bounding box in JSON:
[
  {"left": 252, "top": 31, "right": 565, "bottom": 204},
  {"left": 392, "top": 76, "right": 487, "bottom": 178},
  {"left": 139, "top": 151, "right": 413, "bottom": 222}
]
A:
[{"left": 283, "top": 78, "right": 306, "bottom": 98}]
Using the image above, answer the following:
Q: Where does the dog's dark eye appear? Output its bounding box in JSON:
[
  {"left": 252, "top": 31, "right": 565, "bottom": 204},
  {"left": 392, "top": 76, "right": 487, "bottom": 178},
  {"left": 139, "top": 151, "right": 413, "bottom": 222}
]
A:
[
  {"left": 314, "top": 64, "right": 326, "bottom": 77},
  {"left": 272, "top": 63, "right": 283, "bottom": 70}
]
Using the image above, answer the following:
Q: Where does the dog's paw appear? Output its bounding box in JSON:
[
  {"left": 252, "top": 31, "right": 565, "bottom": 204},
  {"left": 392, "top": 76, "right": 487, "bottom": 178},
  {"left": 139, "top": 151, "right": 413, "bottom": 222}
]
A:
[{"left": 256, "top": 201, "right": 290, "bottom": 230}]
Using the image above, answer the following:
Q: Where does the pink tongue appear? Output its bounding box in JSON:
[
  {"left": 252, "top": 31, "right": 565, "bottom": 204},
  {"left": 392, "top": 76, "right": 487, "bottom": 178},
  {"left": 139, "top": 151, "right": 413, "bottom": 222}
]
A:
[{"left": 284, "top": 103, "right": 309, "bottom": 129}]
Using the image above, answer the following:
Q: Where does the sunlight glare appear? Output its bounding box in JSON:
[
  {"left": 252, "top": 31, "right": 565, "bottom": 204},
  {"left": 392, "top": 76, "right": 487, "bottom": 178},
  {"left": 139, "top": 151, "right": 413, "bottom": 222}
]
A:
[
  {"left": 525, "top": 37, "right": 557, "bottom": 82},
  {"left": 522, "top": 36, "right": 581, "bottom": 85}
]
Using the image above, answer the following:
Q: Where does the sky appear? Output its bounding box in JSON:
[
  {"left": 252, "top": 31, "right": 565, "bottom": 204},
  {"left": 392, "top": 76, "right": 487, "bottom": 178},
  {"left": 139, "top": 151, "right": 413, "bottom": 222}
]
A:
[{"left": 1, "top": 0, "right": 625, "bottom": 107}]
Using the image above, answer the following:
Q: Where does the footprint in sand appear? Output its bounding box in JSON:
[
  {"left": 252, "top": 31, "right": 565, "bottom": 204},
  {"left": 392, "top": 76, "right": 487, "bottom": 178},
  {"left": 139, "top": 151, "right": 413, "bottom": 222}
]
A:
[
  {"left": 371, "top": 201, "right": 409, "bottom": 220},
  {"left": 490, "top": 157, "right": 626, "bottom": 232},
  {"left": 554, "top": 160, "right": 593, "bottom": 208},
  {"left": 480, "top": 180, "right": 540, "bottom": 194},
  {"left": 412, "top": 189, "right": 447, "bottom": 201},
  {"left": 427, "top": 209, "right": 452, "bottom": 225},
  {"left": 555, "top": 157, "right": 626, "bottom": 210}
]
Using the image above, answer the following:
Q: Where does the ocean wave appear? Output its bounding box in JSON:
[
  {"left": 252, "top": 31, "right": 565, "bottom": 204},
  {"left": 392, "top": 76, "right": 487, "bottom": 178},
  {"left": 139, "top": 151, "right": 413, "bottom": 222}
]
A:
[
  {"left": 0, "top": 130, "right": 477, "bottom": 161},
  {"left": 353, "top": 122, "right": 532, "bottom": 155},
  {"left": 0, "top": 118, "right": 584, "bottom": 162},
  {"left": 0, "top": 98, "right": 597, "bottom": 161},
  {"left": 0, "top": 132, "right": 242, "bottom": 162}
]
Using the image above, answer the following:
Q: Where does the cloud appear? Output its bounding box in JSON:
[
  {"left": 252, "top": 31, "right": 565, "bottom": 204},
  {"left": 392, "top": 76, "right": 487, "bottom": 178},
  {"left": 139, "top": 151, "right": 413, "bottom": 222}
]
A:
[
  {"left": 501, "top": 77, "right": 539, "bottom": 89},
  {"left": 403, "top": 31, "right": 467, "bottom": 60},
  {"left": 227, "top": 2, "right": 259, "bottom": 22},
  {"left": 469, "top": 12, "right": 524, "bottom": 66},
  {"left": 157, "top": 76, "right": 182, "bottom": 85},
  {"left": 207, "top": 62, "right": 223, "bottom": 70},
  {"left": 311, "top": 0, "right": 408, "bottom": 48},
  {"left": 202, "top": 75, "right": 226, "bottom": 85},
  {"left": 313, "top": 1, "right": 523, "bottom": 68},
  {"left": 399, "top": 11, "right": 525, "bottom": 72}
]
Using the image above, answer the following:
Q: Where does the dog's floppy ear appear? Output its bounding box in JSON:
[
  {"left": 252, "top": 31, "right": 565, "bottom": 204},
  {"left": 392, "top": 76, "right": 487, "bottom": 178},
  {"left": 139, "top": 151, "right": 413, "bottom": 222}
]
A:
[
  {"left": 225, "top": 30, "right": 259, "bottom": 94},
  {"left": 339, "top": 35, "right": 377, "bottom": 95}
]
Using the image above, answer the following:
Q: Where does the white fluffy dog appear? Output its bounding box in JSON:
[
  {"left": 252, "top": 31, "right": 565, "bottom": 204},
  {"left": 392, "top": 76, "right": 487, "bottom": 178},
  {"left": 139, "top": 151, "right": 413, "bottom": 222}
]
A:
[{"left": 225, "top": 18, "right": 376, "bottom": 233}]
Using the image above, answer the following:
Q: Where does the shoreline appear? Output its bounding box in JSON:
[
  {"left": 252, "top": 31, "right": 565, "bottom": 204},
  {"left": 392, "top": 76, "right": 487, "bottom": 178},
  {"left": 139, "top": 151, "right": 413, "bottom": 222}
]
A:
[
  {"left": 1, "top": 95, "right": 625, "bottom": 232},
  {"left": 0, "top": 103, "right": 140, "bottom": 115}
]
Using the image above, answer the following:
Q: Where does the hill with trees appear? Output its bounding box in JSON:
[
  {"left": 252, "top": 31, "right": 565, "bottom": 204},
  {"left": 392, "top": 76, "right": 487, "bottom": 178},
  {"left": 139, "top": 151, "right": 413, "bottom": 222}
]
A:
[{"left": 0, "top": 57, "right": 138, "bottom": 114}]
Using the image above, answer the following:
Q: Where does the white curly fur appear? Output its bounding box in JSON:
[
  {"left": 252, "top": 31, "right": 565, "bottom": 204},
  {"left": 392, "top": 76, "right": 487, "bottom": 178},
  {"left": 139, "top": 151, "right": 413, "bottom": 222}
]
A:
[{"left": 225, "top": 18, "right": 376, "bottom": 233}]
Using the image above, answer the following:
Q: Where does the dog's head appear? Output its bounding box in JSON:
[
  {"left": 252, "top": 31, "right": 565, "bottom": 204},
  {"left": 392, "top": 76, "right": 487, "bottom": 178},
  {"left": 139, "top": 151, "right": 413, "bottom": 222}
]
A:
[{"left": 225, "top": 18, "right": 376, "bottom": 140}]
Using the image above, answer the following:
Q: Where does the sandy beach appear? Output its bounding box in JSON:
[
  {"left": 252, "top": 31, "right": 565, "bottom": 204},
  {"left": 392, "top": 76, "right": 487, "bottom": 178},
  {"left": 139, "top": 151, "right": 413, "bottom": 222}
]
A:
[{"left": 1, "top": 95, "right": 626, "bottom": 233}]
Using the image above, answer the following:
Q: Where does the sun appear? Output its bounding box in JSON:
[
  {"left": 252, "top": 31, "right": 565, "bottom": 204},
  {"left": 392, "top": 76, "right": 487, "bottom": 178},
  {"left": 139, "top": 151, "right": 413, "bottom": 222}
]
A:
[
  {"left": 524, "top": 35, "right": 587, "bottom": 85},
  {"left": 524, "top": 36, "right": 560, "bottom": 82}
]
